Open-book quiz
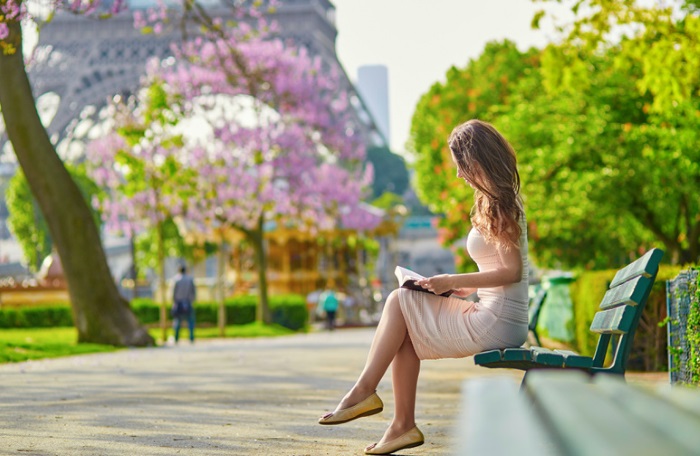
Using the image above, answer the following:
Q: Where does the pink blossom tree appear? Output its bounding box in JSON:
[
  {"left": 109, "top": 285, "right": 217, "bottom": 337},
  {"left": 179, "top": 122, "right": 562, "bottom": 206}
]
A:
[
  {"left": 0, "top": 0, "right": 280, "bottom": 344},
  {"left": 86, "top": 81, "right": 199, "bottom": 342},
  {"left": 150, "top": 20, "right": 381, "bottom": 324}
]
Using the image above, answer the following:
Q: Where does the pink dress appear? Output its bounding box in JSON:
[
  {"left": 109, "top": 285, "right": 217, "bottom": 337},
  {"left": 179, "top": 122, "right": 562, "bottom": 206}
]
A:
[{"left": 398, "top": 218, "right": 529, "bottom": 360}]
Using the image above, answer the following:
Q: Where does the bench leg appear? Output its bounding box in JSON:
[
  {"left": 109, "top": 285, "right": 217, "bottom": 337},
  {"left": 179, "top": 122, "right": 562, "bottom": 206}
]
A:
[{"left": 519, "top": 370, "right": 532, "bottom": 391}]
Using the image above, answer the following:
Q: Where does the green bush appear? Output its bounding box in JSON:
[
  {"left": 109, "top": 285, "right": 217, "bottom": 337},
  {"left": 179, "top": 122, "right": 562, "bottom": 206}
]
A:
[
  {"left": 569, "top": 264, "right": 682, "bottom": 371},
  {"left": 0, "top": 294, "right": 308, "bottom": 331},
  {"left": 0, "top": 304, "right": 73, "bottom": 328},
  {"left": 269, "top": 294, "right": 308, "bottom": 330},
  {"left": 130, "top": 298, "right": 161, "bottom": 324},
  {"left": 569, "top": 270, "right": 613, "bottom": 357},
  {"left": 134, "top": 294, "right": 306, "bottom": 329},
  {"left": 225, "top": 295, "right": 258, "bottom": 325}
]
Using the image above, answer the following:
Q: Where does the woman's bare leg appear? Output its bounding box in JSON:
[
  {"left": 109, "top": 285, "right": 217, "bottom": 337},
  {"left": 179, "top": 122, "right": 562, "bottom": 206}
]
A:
[
  {"left": 333, "top": 290, "right": 408, "bottom": 410},
  {"left": 370, "top": 333, "right": 420, "bottom": 446}
]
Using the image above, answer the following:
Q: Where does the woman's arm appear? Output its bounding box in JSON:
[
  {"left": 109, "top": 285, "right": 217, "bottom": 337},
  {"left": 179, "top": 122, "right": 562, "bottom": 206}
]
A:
[
  {"left": 415, "top": 242, "right": 522, "bottom": 295},
  {"left": 451, "top": 287, "right": 478, "bottom": 298}
]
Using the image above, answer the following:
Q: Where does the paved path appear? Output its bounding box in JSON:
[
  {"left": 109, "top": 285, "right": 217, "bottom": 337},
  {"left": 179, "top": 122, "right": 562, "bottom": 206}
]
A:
[{"left": 0, "top": 328, "right": 523, "bottom": 456}]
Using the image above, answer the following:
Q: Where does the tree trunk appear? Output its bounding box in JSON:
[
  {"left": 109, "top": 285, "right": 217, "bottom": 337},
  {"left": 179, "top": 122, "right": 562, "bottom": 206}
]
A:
[
  {"left": 217, "top": 230, "right": 227, "bottom": 337},
  {"left": 157, "top": 221, "right": 168, "bottom": 343},
  {"left": 246, "top": 215, "right": 270, "bottom": 324},
  {"left": 0, "top": 19, "right": 153, "bottom": 346}
]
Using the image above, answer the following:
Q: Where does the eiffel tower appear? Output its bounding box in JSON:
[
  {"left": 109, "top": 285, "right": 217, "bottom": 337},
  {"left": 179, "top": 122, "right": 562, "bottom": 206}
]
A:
[{"left": 10, "top": 0, "right": 385, "bottom": 161}]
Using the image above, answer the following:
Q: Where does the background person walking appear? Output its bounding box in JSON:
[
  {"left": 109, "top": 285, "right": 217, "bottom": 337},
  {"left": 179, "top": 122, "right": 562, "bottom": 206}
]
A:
[
  {"left": 319, "top": 285, "right": 339, "bottom": 331},
  {"left": 171, "top": 265, "right": 196, "bottom": 344}
]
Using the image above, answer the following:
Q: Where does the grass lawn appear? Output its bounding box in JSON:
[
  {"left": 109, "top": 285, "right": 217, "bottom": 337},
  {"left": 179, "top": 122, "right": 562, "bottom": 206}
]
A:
[
  {"left": 0, "top": 327, "right": 117, "bottom": 364},
  {"left": 0, "top": 322, "right": 301, "bottom": 364},
  {"left": 148, "top": 321, "right": 298, "bottom": 344}
]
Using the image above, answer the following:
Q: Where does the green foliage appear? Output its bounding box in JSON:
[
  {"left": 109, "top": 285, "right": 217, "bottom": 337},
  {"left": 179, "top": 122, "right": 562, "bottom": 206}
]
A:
[
  {"left": 131, "top": 294, "right": 306, "bottom": 330},
  {"left": 0, "top": 304, "right": 73, "bottom": 328},
  {"left": 688, "top": 274, "right": 700, "bottom": 383},
  {"left": 129, "top": 298, "right": 162, "bottom": 324},
  {"left": 525, "top": 1, "right": 700, "bottom": 266},
  {"left": 371, "top": 192, "right": 404, "bottom": 210},
  {"left": 98, "top": 78, "right": 199, "bottom": 232},
  {"left": 156, "top": 321, "right": 295, "bottom": 340},
  {"left": 408, "top": 40, "right": 539, "bottom": 246},
  {"left": 6, "top": 166, "right": 102, "bottom": 271},
  {"left": 0, "top": 323, "right": 295, "bottom": 364},
  {"left": 269, "top": 294, "right": 308, "bottom": 330},
  {"left": 569, "top": 270, "right": 613, "bottom": 356},
  {"left": 0, "top": 294, "right": 307, "bottom": 330},
  {"left": 365, "top": 146, "right": 409, "bottom": 199},
  {"left": 408, "top": 2, "right": 700, "bottom": 268},
  {"left": 133, "top": 219, "right": 216, "bottom": 276},
  {"left": 5, "top": 170, "right": 50, "bottom": 271}
]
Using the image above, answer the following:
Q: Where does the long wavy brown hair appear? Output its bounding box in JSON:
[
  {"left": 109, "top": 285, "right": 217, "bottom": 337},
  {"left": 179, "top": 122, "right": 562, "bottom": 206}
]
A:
[{"left": 448, "top": 119, "right": 523, "bottom": 250}]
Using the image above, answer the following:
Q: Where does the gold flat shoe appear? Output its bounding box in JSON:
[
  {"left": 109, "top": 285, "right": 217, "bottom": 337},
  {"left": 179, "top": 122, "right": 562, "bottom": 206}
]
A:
[
  {"left": 365, "top": 426, "right": 424, "bottom": 455},
  {"left": 318, "top": 391, "right": 383, "bottom": 425}
]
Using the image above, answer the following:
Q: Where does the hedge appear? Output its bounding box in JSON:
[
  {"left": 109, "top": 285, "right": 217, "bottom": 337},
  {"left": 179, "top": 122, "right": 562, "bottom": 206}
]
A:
[
  {"left": 569, "top": 264, "right": 682, "bottom": 372},
  {"left": 668, "top": 270, "right": 700, "bottom": 384},
  {"left": 0, "top": 304, "right": 73, "bottom": 328},
  {"left": 688, "top": 276, "right": 700, "bottom": 384},
  {"left": 0, "top": 294, "right": 308, "bottom": 331}
]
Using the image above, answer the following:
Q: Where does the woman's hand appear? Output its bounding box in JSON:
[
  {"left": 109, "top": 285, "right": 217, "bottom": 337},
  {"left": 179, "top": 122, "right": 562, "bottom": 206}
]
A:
[{"left": 415, "top": 274, "right": 455, "bottom": 295}]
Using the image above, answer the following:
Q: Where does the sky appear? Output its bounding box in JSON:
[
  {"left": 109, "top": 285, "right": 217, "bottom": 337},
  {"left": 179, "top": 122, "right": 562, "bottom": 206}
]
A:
[{"left": 331, "top": 0, "right": 567, "bottom": 155}]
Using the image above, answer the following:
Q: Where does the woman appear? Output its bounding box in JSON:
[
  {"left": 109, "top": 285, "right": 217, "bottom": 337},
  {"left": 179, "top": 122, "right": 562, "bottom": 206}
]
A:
[{"left": 318, "top": 119, "right": 529, "bottom": 455}]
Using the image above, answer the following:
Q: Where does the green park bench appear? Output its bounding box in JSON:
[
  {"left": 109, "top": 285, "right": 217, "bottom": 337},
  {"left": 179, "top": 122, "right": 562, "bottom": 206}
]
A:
[
  {"left": 455, "top": 370, "right": 700, "bottom": 455},
  {"left": 527, "top": 286, "right": 548, "bottom": 346},
  {"left": 473, "top": 248, "right": 664, "bottom": 384}
]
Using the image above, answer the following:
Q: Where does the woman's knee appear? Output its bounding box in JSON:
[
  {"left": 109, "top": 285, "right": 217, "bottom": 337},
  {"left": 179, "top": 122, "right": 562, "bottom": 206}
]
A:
[
  {"left": 388, "top": 288, "right": 405, "bottom": 304},
  {"left": 381, "top": 289, "right": 407, "bottom": 320},
  {"left": 383, "top": 289, "right": 401, "bottom": 310}
]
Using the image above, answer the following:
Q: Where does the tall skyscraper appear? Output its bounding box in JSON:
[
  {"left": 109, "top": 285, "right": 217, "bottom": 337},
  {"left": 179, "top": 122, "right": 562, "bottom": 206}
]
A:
[{"left": 357, "top": 65, "right": 390, "bottom": 148}]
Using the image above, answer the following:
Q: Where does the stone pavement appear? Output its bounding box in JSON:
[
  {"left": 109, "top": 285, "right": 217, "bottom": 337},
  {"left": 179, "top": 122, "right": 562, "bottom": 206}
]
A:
[{"left": 0, "top": 328, "right": 522, "bottom": 456}]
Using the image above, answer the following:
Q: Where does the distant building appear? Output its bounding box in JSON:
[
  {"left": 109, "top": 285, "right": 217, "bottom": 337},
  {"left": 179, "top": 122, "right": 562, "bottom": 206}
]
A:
[
  {"left": 357, "top": 65, "right": 390, "bottom": 148},
  {"left": 375, "top": 215, "right": 456, "bottom": 301}
]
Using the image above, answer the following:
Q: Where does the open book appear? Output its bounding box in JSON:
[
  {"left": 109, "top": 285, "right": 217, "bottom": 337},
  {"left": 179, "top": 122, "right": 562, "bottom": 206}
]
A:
[{"left": 395, "top": 266, "right": 454, "bottom": 297}]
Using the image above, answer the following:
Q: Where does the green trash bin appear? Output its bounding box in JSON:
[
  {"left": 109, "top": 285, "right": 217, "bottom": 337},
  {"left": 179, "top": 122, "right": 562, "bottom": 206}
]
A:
[{"left": 537, "top": 274, "right": 576, "bottom": 343}]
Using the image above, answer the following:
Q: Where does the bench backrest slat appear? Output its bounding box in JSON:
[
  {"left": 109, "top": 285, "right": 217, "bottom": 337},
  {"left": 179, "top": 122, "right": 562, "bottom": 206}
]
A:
[
  {"left": 590, "top": 305, "right": 636, "bottom": 334},
  {"left": 589, "top": 248, "right": 663, "bottom": 374},
  {"left": 599, "top": 275, "right": 652, "bottom": 310},
  {"left": 609, "top": 249, "right": 664, "bottom": 288}
]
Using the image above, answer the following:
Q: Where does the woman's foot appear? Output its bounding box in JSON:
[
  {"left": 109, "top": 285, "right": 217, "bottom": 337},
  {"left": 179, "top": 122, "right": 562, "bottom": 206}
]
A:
[
  {"left": 365, "top": 425, "right": 424, "bottom": 455},
  {"left": 335, "top": 386, "right": 376, "bottom": 411},
  {"left": 318, "top": 389, "right": 383, "bottom": 425}
]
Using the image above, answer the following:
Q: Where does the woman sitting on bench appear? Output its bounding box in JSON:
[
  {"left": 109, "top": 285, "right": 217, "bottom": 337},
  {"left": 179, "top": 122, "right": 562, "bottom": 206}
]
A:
[{"left": 318, "top": 119, "right": 530, "bottom": 455}]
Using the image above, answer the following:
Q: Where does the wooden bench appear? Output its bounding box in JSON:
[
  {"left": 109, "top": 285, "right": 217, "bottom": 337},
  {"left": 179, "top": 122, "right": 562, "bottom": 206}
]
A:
[
  {"left": 455, "top": 370, "right": 700, "bottom": 455},
  {"left": 474, "top": 248, "right": 664, "bottom": 383}
]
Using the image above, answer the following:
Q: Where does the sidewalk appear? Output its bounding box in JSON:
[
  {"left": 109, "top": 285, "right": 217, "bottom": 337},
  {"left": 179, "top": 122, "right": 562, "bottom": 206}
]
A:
[{"left": 0, "top": 328, "right": 522, "bottom": 456}]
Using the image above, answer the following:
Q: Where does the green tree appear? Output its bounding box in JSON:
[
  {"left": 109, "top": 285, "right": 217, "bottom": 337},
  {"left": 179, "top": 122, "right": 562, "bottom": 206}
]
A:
[
  {"left": 87, "top": 81, "right": 200, "bottom": 342},
  {"left": 6, "top": 166, "right": 102, "bottom": 272},
  {"left": 365, "top": 146, "right": 409, "bottom": 199},
  {"left": 409, "top": 2, "right": 700, "bottom": 269},
  {"left": 0, "top": 9, "right": 153, "bottom": 346},
  {"left": 524, "top": 0, "right": 700, "bottom": 266},
  {"left": 408, "top": 40, "right": 538, "bottom": 269},
  {"left": 498, "top": 46, "right": 659, "bottom": 269}
]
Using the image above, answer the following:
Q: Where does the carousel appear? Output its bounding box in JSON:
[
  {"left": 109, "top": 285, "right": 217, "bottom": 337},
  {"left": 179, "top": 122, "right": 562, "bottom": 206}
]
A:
[{"left": 183, "top": 204, "right": 404, "bottom": 299}]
